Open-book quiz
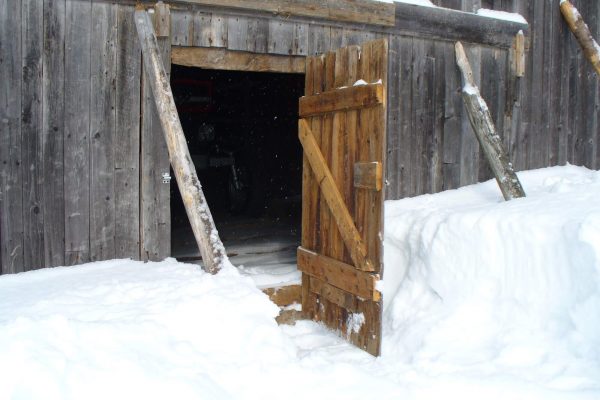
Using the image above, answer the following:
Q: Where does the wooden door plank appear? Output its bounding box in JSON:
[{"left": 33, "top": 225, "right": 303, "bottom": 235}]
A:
[
  {"left": 309, "top": 276, "right": 359, "bottom": 312},
  {"left": 299, "top": 119, "right": 374, "bottom": 272},
  {"left": 42, "top": 0, "right": 66, "bottom": 267},
  {"left": 297, "top": 247, "right": 380, "bottom": 300},
  {"left": 299, "top": 83, "right": 384, "bottom": 117},
  {"left": 64, "top": 0, "right": 92, "bottom": 266}
]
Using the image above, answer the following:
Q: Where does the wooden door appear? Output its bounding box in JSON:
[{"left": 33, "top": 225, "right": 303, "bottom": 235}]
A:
[{"left": 298, "top": 39, "right": 387, "bottom": 356}]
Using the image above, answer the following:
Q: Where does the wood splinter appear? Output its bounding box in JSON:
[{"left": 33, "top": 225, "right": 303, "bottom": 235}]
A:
[{"left": 455, "top": 41, "right": 526, "bottom": 201}]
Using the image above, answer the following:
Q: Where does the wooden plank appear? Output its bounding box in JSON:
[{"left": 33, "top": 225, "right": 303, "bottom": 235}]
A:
[
  {"left": 136, "top": 8, "right": 228, "bottom": 274},
  {"left": 141, "top": 4, "right": 171, "bottom": 262},
  {"left": 226, "top": 15, "right": 248, "bottom": 51},
  {"left": 171, "top": 9, "right": 193, "bottom": 46},
  {"left": 21, "top": 0, "right": 45, "bottom": 270},
  {"left": 64, "top": 0, "right": 91, "bottom": 266},
  {"left": 353, "top": 162, "right": 382, "bottom": 191},
  {"left": 392, "top": 1, "right": 527, "bottom": 48},
  {"left": 299, "top": 119, "right": 374, "bottom": 272},
  {"left": 90, "top": 2, "right": 117, "bottom": 262},
  {"left": 384, "top": 34, "right": 401, "bottom": 200},
  {"left": 307, "top": 24, "right": 330, "bottom": 56},
  {"left": 192, "top": 11, "right": 212, "bottom": 47},
  {"left": 171, "top": 46, "right": 306, "bottom": 74},
  {"left": 459, "top": 43, "right": 481, "bottom": 186},
  {"left": 309, "top": 277, "right": 358, "bottom": 312},
  {"left": 294, "top": 23, "right": 309, "bottom": 56},
  {"left": 297, "top": 247, "right": 380, "bottom": 301},
  {"left": 115, "top": 4, "right": 141, "bottom": 260},
  {"left": 268, "top": 19, "right": 295, "bottom": 56},
  {"left": 0, "top": 0, "right": 24, "bottom": 273},
  {"left": 514, "top": 30, "right": 525, "bottom": 77},
  {"left": 42, "top": 0, "right": 66, "bottom": 267},
  {"left": 262, "top": 285, "right": 302, "bottom": 307},
  {"left": 246, "top": 17, "right": 268, "bottom": 53},
  {"left": 298, "top": 83, "right": 384, "bottom": 117},
  {"left": 173, "top": 0, "right": 395, "bottom": 27}
]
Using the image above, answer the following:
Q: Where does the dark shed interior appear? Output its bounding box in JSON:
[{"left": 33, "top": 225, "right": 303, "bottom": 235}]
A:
[{"left": 170, "top": 66, "right": 305, "bottom": 265}]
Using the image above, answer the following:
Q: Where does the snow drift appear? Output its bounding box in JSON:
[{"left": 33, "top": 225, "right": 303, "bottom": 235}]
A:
[{"left": 0, "top": 165, "right": 599, "bottom": 399}]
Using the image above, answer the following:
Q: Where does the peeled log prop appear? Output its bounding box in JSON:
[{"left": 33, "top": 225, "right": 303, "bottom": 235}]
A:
[
  {"left": 135, "top": 8, "right": 227, "bottom": 274},
  {"left": 560, "top": 0, "right": 600, "bottom": 77},
  {"left": 455, "top": 42, "right": 526, "bottom": 201}
]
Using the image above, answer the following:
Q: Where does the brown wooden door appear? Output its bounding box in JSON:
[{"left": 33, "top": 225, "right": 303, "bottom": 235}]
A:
[{"left": 298, "top": 39, "right": 387, "bottom": 356}]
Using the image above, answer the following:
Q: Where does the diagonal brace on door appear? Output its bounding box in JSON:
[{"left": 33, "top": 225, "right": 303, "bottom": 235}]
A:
[{"left": 298, "top": 119, "right": 375, "bottom": 272}]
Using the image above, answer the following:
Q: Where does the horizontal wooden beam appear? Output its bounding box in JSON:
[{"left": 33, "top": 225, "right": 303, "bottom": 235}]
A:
[
  {"left": 299, "top": 83, "right": 384, "bottom": 117},
  {"left": 353, "top": 162, "right": 382, "bottom": 191},
  {"left": 165, "top": 0, "right": 395, "bottom": 27},
  {"left": 309, "top": 277, "right": 359, "bottom": 312},
  {"left": 171, "top": 46, "right": 306, "bottom": 74},
  {"left": 298, "top": 247, "right": 380, "bottom": 301},
  {"left": 390, "top": 3, "right": 528, "bottom": 49}
]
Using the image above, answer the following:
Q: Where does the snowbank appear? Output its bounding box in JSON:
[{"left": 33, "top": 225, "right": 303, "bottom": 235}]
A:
[
  {"left": 383, "top": 165, "right": 600, "bottom": 396},
  {"left": 1, "top": 165, "right": 599, "bottom": 399}
]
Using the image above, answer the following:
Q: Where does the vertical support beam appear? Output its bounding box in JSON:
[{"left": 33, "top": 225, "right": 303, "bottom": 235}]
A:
[{"left": 135, "top": 7, "right": 228, "bottom": 274}]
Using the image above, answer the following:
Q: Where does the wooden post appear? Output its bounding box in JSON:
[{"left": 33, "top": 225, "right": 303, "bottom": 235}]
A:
[
  {"left": 455, "top": 42, "right": 526, "bottom": 201},
  {"left": 134, "top": 7, "right": 227, "bottom": 274},
  {"left": 560, "top": 0, "right": 600, "bottom": 77}
]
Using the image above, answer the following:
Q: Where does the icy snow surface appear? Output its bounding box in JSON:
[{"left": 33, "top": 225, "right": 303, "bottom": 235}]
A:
[
  {"left": 1, "top": 165, "right": 600, "bottom": 399},
  {"left": 476, "top": 8, "right": 528, "bottom": 24}
]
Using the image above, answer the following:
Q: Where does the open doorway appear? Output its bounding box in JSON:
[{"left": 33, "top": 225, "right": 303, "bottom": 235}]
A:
[{"left": 170, "top": 65, "right": 305, "bottom": 285}]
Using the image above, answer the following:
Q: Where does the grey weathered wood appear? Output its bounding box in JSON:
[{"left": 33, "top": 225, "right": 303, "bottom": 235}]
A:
[
  {"left": 210, "top": 13, "right": 228, "bottom": 47},
  {"left": 459, "top": 43, "right": 480, "bottom": 186},
  {"left": 192, "top": 11, "right": 212, "bottom": 47},
  {"left": 561, "top": 0, "right": 600, "bottom": 77},
  {"left": 247, "top": 17, "right": 268, "bottom": 53},
  {"left": 441, "top": 40, "right": 462, "bottom": 191},
  {"left": 0, "top": 0, "right": 24, "bottom": 273},
  {"left": 64, "top": 0, "right": 91, "bottom": 266},
  {"left": 308, "top": 24, "right": 331, "bottom": 56},
  {"left": 227, "top": 15, "right": 248, "bottom": 51},
  {"left": 455, "top": 42, "right": 525, "bottom": 201},
  {"left": 21, "top": 0, "right": 44, "bottom": 270},
  {"left": 141, "top": 3, "right": 171, "bottom": 262},
  {"left": 115, "top": 5, "right": 141, "bottom": 260},
  {"left": 42, "top": 0, "right": 66, "bottom": 267},
  {"left": 171, "top": 9, "right": 193, "bottom": 46},
  {"left": 268, "top": 20, "right": 295, "bottom": 55},
  {"left": 135, "top": 8, "right": 228, "bottom": 274},
  {"left": 90, "top": 2, "right": 117, "bottom": 262}
]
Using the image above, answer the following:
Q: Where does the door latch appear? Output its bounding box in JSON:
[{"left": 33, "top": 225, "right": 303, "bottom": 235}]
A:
[{"left": 162, "top": 172, "right": 172, "bottom": 184}]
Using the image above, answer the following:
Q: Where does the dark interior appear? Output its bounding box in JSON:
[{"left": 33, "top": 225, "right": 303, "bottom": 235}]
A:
[{"left": 170, "top": 65, "right": 305, "bottom": 262}]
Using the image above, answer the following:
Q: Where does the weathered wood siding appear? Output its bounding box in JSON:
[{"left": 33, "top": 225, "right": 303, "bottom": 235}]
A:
[
  {"left": 387, "top": 0, "right": 600, "bottom": 198},
  {"left": 1, "top": 0, "right": 599, "bottom": 273}
]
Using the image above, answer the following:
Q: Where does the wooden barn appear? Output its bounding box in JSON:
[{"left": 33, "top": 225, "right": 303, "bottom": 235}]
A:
[{"left": 1, "top": 0, "right": 599, "bottom": 355}]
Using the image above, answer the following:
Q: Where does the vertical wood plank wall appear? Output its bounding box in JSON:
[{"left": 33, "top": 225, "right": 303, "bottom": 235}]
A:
[{"left": 1, "top": 0, "right": 599, "bottom": 273}]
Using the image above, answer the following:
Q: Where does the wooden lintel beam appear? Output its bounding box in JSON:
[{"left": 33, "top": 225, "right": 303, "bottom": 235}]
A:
[
  {"left": 172, "top": 46, "right": 306, "bottom": 74},
  {"left": 298, "top": 119, "right": 374, "bottom": 272},
  {"left": 297, "top": 247, "right": 380, "bottom": 301},
  {"left": 299, "top": 83, "right": 384, "bottom": 117}
]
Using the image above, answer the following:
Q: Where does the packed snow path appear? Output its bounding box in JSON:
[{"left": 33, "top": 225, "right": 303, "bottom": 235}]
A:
[{"left": 1, "top": 165, "right": 599, "bottom": 399}]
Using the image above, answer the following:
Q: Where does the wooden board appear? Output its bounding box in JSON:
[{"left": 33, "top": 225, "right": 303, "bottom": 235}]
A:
[
  {"left": 299, "top": 39, "right": 387, "bottom": 356},
  {"left": 174, "top": 0, "right": 395, "bottom": 27},
  {"left": 141, "top": 4, "right": 171, "bottom": 261},
  {"left": 64, "top": 0, "right": 92, "bottom": 266},
  {"left": 171, "top": 46, "right": 305, "bottom": 74}
]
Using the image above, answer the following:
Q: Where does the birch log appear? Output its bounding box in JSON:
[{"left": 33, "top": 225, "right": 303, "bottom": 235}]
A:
[
  {"left": 560, "top": 0, "right": 600, "bottom": 77},
  {"left": 455, "top": 42, "right": 526, "bottom": 201},
  {"left": 135, "top": 7, "right": 227, "bottom": 274}
]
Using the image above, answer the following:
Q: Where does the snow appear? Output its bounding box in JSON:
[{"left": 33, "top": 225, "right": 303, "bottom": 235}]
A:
[
  {"left": 374, "top": 0, "right": 436, "bottom": 7},
  {"left": 476, "top": 8, "right": 528, "bottom": 24},
  {"left": 1, "top": 165, "right": 600, "bottom": 399}
]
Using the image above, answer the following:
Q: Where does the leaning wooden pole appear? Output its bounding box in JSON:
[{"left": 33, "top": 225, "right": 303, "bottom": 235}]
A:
[
  {"left": 135, "top": 7, "right": 227, "bottom": 274},
  {"left": 560, "top": 0, "right": 600, "bottom": 77},
  {"left": 455, "top": 42, "right": 526, "bottom": 201}
]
